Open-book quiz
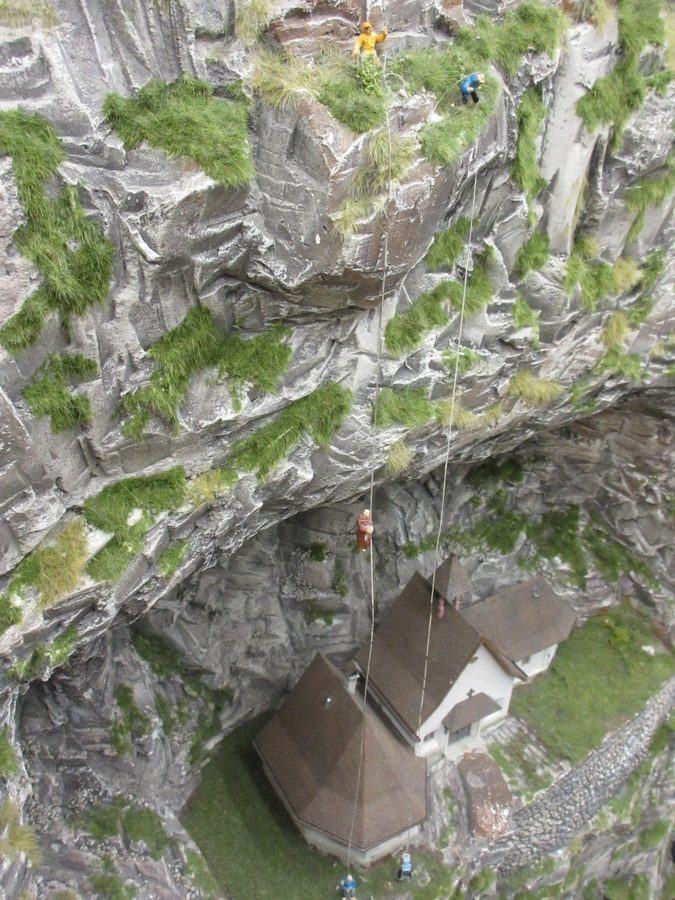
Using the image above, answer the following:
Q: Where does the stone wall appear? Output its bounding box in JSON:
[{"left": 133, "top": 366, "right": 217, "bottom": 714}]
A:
[{"left": 481, "top": 676, "right": 675, "bottom": 874}]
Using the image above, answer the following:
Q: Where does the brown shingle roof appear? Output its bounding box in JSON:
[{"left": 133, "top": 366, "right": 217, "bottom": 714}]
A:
[
  {"left": 253, "top": 653, "right": 426, "bottom": 851},
  {"left": 462, "top": 577, "right": 577, "bottom": 663},
  {"left": 442, "top": 692, "right": 501, "bottom": 734},
  {"left": 434, "top": 555, "right": 472, "bottom": 602},
  {"left": 354, "top": 572, "right": 483, "bottom": 734}
]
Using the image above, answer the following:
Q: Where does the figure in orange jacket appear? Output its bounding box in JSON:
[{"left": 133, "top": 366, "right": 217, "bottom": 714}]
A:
[
  {"left": 356, "top": 508, "right": 374, "bottom": 552},
  {"left": 351, "top": 21, "right": 387, "bottom": 62}
]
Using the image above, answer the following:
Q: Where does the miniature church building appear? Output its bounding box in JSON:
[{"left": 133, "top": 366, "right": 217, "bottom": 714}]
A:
[
  {"left": 254, "top": 557, "right": 576, "bottom": 863},
  {"left": 253, "top": 653, "right": 426, "bottom": 866}
]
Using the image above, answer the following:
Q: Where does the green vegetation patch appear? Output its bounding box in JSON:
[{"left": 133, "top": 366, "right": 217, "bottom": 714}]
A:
[
  {"left": 638, "top": 818, "right": 670, "bottom": 850},
  {"left": 373, "top": 386, "right": 435, "bottom": 429},
  {"left": 253, "top": 50, "right": 386, "bottom": 134},
  {"left": 384, "top": 285, "right": 448, "bottom": 356},
  {"left": 10, "top": 626, "right": 78, "bottom": 681},
  {"left": 602, "top": 874, "right": 649, "bottom": 900},
  {"left": 158, "top": 539, "right": 188, "bottom": 577},
  {"left": 513, "top": 296, "right": 541, "bottom": 344},
  {"left": 508, "top": 369, "right": 562, "bottom": 406},
  {"left": 22, "top": 353, "right": 97, "bottom": 433},
  {"left": 515, "top": 230, "right": 550, "bottom": 278},
  {"left": 385, "top": 438, "right": 413, "bottom": 474},
  {"left": 228, "top": 382, "right": 351, "bottom": 481},
  {"left": 0, "top": 520, "right": 88, "bottom": 632},
  {"left": 564, "top": 237, "right": 616, "bottom": 310},
  {"left": 0, "top": 110, "right": 112, "bottom": 354},
  {"left": 488, "top": 734, "right": 553, "bottom": 799},
  {"left": 234, "top": 0, "right": 275, "bottom": 45},
  {"left": 0, "top": 798, "right": 41, "bottom": 865},
  {"left": 186, "top": 466, "right": 237, "bottom": 506},
  {"left": 336, "top": 128, "right": 416, "bottom": 237},
  {"left": 111, "top": 685, "right": 151, "bottom": 755},
  {"left": 600, "top": 311, "right": 629, "bottom": 349},
  {"left": 90, "top": 856, "right": 137, "bottom": 900},
  {"left": 512, "top": 86, "right": 547, "bottom": 202},
  {"left": 304, "top": 600, "right": 334, "bottom": 626},
  {"left": 625, "top": 155, "right": 675, "bottom": 243},
  {"left": 577, "top": 0, "right": 665, "bottom": 151},
  {"left": 425, "top": 218, "right": 470, "bottom": 271},
  {"left": 595, "top": 346, "right": 642, "bottom": 381},
  {"left": 84, "top": 467, "right": 186, "bottom": 582},
  {"left": 0, "top": 727, "right": 17, "bottom": 779},
  {"left": 105, "top": 76, "right": 252, "bottom": 187},
  {"left": 182, "top": 715, "right": 458, "bottom": 899},
  {"left": 466, "top": 457, "right": 524, "bottom": 490},
  {"left": 511, "top": 602, "right": 674, "bottom": 762},
  {"left": 120, "top": 306, "right": 290, "bottom": 438},
  {"left": 392, "top": 1, "right": 565, "bottom": 166},
  {"left": 443, "top": 347, "right": 480, "bottom": 376},
  {"left": 131, "top": 629, "right": 232, "bottom": 765},
  {"left": 0, "top": 1, "right": 58, "bottom": 27}
]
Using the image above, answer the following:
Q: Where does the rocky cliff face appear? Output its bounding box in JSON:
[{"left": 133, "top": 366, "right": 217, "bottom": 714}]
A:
[{"left": 0, "top": 0, "right": 673, "bottom": 896}]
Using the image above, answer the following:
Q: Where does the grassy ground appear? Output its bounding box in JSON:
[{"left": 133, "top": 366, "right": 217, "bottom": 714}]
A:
[
  {"left": 120, "top": 306, "right": 290, "bottom": 438},
  {"left": 0, "top": 1, "right": 57, "bottom": 28},
  {"left": 373, "top": 387, "right": 436, "bottom": 429},
  {"left": 182, "top": 716, "right": 458, "bottom": 900},
  {"left": 425, "top": 218, "right": 469, "bottom": 271},
  {"left": 511, "top": 603, "right": 674, "bottom": 762},
  {"left": 488, "top": 735, "right": 553, "bottom": 800},
  {"left": 104, "top": 76, "right": 252, "bottom": 187},
  {"left": 228, "top": 382, "right": 351, "bottom": 481},
  {"left": 384, "top": 287, "right": 448, "bottom": 356},
  {"left": 0, "top": 110, "right": 112, "bottom": 353}
]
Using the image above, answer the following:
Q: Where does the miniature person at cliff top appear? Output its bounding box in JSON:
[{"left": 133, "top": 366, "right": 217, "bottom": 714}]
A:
[
  {"left": 356, "top": 508, "right": 374, "bottom": 551},
  {"left": 459, "top": 72, "right": 485, "bottom": 105},
  {"left": 397, "top": 851, "right": 413, "bottom": 881},
  {"left": 351, "top": 21, "right": 387, "bottom": 62},
  {"left": 337, "top": 873, "right": 357, "bottom": 897}
]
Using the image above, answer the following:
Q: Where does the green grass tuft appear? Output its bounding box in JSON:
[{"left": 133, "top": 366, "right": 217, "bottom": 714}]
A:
[
  {"left": 514, "top": 230, "right": 550, "bottom": 278},
  {"left": 0, "top": 727, "right": 17, "bottom": 779},
  {"left": 122, "top": 805, "right": 169, "bottom": 859},
  {"left": 513, "top": 296, "right": 541, "bottom": 340},
  {"left": 385, "top": 439, "right": 413, "bottom": 474},
  {"left": 84, "top": 468, "right": 186, "bottom": 582},
  {"left": 228, "top": 382, "right": 351, "bottom": 481},
  {"left": 612, "top": 256, "right": 642, "bottom": 292},
  {"left": 120, "top": 306, "right": 290, "bottom": 437},
  {"left": 304, "top": 600, "right": 334, "bottom": 626},
  {"left": 638, "top": 819, "right": 670, "bottom": 850},
  {"left": 22, "top": 353, "right": 97, "bottom": 432},
  {"left": 253, "top": 51, "right": 386, "bottom": 134},
  {"left": 512, "top": 87, "right": 547, "bottom": 202},
  {"left": 111, "top": 685, "right": 151, "bottom": 754},
  {"left": 600, "top": 311, "right": 629, "bottom": 348},
  {"left": 336, "top": 127, "right": 416, "bottom": 236},
  {"left": 90, "top": 856, "right": 137, "bottom": 899},
  {"left": 0, "top": 110, "right": 112, "bottom": 353},
  {"left": 0, "top": 799, "right": 41, "bottom": 865},
  {"left": 625, "top": 156, "right": 675, "bottom": 243},
  {"left": 373, "top": 387, "right": 435, "bottom": 429},
  {"left": 0, "top": 1, "right": 57, "bottom": 28},
  {"left": 508, "top": 370, "right": 562, "bottom": 406},
  {"left": 234, "top": 0, "right": 274, "bottom": 45},
  {"left": 443, "top": 347, "right": 480, "bottom": 375},
  {"left": 158, "top": 540, "right": 188, "bottom": 577},
  {"left": 384, "top": 285, "right": 448, "bottom": 356},
  {"left": 186, "top": 467, "right": 238, "bottom": 507},
  {"left": 104, "top": 76, "right": 252, "bottom": 187},
  {"left": 564, "top": 237, "right": 615, "bottom": 310},
  {"left": 575, "top": 0, "right": 612, "bottom": 30},
  {"left": 511, "top": 603, "right": 674, "bottom": 762},
  {"left": 595, "top": 346, "right": 642, "bottom": 380},
  {"left": 425, "top": 218, "right": 470, "bottom": 271},
  {"left": 0, "top": 519, "right": 88, "bottom": 617}
]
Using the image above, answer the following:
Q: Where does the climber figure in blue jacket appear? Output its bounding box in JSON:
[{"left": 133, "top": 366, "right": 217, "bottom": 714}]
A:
[{"left": 459, "top": 72, "right": 485, "bottom": 105}]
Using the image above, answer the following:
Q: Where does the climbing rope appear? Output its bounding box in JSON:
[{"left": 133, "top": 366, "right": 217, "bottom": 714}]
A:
[
  {"left": 345, "top": 49, "right": 393, "bottom": 875},
  {"left": 404, "top": 168, "right": 480, "bottom": 852}
]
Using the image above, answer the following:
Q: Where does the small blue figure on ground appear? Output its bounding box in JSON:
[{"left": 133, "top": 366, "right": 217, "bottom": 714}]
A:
[
  {"left": 337, "top": 872, "right": 357, "bottom": 898},
  {"left": 397, "top": 851, "right": 413, "bottom": 881},
  {"left": 459, "top": 72, "right": 485, "bottom": 105}
]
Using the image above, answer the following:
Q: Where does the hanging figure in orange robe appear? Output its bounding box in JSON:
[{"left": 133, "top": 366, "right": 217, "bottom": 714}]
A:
[{"left": 356, "top": 508, "right": 374, "bottom": 552}]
